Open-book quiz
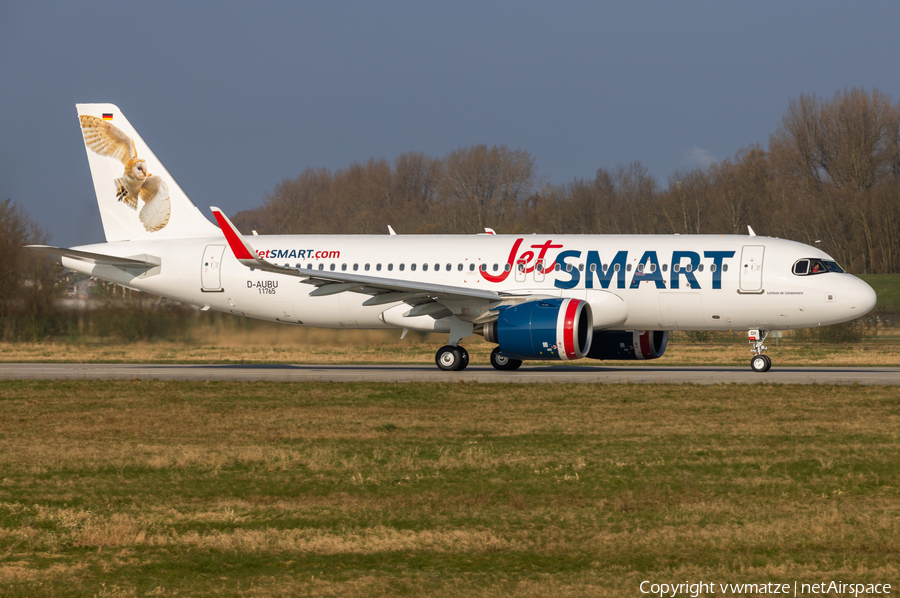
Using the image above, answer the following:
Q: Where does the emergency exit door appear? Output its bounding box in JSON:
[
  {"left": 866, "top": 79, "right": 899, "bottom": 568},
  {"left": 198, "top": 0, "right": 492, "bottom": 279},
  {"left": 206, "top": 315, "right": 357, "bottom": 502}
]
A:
[
  {"left": 201, "top": 244, "right": 226, "bottom": 292},
  {"left": 740, "top": 245, "right": 765, "bottom": 292}
]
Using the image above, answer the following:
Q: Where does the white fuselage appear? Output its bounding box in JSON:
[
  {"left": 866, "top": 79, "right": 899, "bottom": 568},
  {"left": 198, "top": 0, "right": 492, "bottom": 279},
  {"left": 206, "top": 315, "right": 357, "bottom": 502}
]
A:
[{"left": 64, "top": 233, "right": 875, "bottom": 333}]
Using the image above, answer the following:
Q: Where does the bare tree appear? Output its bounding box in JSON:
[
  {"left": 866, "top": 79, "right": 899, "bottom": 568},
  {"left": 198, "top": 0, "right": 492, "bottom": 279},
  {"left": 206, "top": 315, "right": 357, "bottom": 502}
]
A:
[
  {"left": 439, "top": 145, "right": 537, "bottom": 232},
  {"left": 0, "top": 199, "right": 61, "bottom": 317}
]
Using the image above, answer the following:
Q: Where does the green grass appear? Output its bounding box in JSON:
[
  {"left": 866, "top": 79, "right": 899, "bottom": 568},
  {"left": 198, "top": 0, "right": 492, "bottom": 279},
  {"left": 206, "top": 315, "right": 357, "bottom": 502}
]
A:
[
  {"left": 0, "top": 381, "right": 898, "bottom": 596},
  {"left": 859, "top": 273, "right": 900, "bottom": 312}
]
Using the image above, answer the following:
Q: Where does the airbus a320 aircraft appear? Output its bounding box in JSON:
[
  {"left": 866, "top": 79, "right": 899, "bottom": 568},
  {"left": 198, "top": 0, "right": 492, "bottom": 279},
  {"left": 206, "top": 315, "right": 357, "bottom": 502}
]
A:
[{"left": 29, "top": 104, "right": 877, "bottom": 372}]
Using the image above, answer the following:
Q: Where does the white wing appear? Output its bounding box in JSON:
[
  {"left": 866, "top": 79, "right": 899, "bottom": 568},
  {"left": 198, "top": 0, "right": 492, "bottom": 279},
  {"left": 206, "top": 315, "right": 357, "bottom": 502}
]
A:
[
  {"left": 138, "top": 176, "right": 170, "bottom": 232},
  {"left": 79, "top": 115, "right": 136, "bottom": 165}
]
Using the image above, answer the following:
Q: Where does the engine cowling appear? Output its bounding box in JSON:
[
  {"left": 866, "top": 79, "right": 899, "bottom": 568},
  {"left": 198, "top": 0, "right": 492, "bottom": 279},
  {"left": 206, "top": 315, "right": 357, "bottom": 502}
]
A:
[
  {"left": 483, "top": 298, "right": 592, "bottom": 360},
  {"left": 587, "top": 330, "right": 668, "bottom": 361}
]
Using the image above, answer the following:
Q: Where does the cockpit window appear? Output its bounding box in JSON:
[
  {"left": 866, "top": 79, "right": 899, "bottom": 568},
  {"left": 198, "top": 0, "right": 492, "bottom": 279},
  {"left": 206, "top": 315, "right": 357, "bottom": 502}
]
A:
[{"left": 793, "top": 258, "right": 845, "bottom": 276}]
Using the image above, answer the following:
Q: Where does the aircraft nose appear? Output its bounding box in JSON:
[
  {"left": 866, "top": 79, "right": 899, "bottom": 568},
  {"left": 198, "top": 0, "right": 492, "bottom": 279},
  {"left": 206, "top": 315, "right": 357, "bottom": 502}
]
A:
[{"left": 848, "top": 276, "right": 877, "bottom": 315}]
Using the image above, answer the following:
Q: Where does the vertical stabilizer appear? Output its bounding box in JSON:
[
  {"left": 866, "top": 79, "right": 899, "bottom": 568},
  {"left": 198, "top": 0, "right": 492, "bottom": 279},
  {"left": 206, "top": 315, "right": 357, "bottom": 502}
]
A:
[{"left": 76, "top": 103, "right": 220, "bottom": 241}]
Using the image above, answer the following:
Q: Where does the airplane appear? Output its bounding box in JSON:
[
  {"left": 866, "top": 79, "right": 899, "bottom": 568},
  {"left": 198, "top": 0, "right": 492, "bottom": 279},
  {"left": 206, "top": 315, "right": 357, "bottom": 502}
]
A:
[{"left": 28, "top": 104, "right": 877, "bottom": 373}]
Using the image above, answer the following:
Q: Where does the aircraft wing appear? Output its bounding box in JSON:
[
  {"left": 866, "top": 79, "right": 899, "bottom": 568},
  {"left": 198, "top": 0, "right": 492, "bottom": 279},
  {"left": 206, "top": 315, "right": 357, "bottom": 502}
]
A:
[
  {"left": 211, "top": 208, "right": 521, "bottom": 306},
  {"left": 25, "top": 245, "right": 160, "bottom": 267}
]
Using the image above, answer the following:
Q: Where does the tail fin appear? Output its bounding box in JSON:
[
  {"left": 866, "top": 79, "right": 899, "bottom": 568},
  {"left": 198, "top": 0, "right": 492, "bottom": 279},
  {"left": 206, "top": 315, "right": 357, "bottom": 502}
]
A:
[{"left": 76, "top": 103, "right": 220, "bottom": 241}]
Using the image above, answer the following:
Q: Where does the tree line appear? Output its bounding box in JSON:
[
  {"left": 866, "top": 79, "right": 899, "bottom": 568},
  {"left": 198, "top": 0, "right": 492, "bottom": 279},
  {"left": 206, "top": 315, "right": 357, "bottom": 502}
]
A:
[{"left": 234, "top": 87, "right": 900, "bottom": 274}]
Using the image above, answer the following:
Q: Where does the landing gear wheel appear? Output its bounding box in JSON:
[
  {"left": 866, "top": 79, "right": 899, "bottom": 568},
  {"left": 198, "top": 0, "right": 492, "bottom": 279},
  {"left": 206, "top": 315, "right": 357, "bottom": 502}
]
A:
[
  {"left": 435, "top": 345, "right": 464, "bottom": 371},
  {"left": 750, "top": 355, "right": 769, "bottom": 373},
  {"left": 490, "top": 347, "right": 522, "bottom": 371},
  {"left": 456, "top": 346, "right": 469, "bottom": 371}
]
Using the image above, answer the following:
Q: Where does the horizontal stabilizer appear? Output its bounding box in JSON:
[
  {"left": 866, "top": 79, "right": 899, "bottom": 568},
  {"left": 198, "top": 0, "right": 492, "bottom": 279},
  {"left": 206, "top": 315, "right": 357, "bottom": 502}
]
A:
[{"left": 25, "top": 245, "right": 160, "bottom": 267}]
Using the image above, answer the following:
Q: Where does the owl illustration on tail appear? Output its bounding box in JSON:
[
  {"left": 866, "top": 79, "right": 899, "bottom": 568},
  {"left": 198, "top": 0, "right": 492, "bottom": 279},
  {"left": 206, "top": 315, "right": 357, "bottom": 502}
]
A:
[{"left": 80, "top": 115, "right": 170, "bottom": 232}]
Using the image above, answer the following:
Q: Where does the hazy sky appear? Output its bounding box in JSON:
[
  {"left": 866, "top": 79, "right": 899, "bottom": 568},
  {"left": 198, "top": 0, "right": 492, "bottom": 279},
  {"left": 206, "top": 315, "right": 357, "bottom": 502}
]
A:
[{"left": 2, "top": 1, "right": 900, "bottom": 247}]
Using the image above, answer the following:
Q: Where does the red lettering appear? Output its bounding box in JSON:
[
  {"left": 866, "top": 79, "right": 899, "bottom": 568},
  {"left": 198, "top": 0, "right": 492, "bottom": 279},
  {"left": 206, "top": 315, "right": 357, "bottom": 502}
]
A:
[{"left": 480, "top": 238, "right": 523, "bottom": 283}]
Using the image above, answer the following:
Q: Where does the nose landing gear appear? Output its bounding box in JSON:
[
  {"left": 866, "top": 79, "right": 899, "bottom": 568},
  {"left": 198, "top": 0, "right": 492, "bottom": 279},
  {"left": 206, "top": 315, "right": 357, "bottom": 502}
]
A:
[{"left": 749, "top": 329, "right": 772, "bottom": 372}]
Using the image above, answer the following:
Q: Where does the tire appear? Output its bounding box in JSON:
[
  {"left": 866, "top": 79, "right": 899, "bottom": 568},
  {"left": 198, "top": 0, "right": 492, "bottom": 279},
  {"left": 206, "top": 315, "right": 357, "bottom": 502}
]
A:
[
  {"left": 750, "top": 355, "right": 768, "bottom": 372},
  {"left": 456, "top": 346, "right": 469, "bottom": 371},
  {"left": 761, "top": 355, "right": 772, "bottom": 372},
  {"left": 435, "top": 345, "right": 463, "bottom": 371},
  {"left": 490, "top": 347, "right": 522, "bottom": 371}
]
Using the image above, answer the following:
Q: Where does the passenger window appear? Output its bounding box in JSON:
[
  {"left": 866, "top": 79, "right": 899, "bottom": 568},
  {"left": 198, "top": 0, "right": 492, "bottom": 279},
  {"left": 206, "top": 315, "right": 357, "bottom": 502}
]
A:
[
  {"left": 458, "top": 264, "right": 463, "bottom": 271},
  {"left": 590, "top": 264, "right": 597, "bottom": 272},
  {"left": 637, "top": 263, "right": 644, "bottom": 273},
  {"left": 318, "top": 264, "right": 324, "bottom": 271},
  {"left": 469, "top": 264, "right": 475, "bottom": 272},
  {"left": 603, "top": 264, "right": 609, "bottom": 271},
  {"left": 480, "top": 264, "right": 487, "bottom": 272},
  {"left": 388, "top": 264, "right": 394, "bottom": 271},
  {"left": 492, "top": 264, "right": 499, "bottom": 272},
  {"left": 662, "top": 264, "right": 668, "bottom": 272},
  {"left": 423, "top": 264, "right": 428, "bottom": 271},
  {"left": 723, "top": 264, "right": 728, "bottom": 272},
  {"left": 505, "top": 264, "right": 511, "bottom": 272},
  {"left": 353, "top": 264, "right": 358, "bottom": 271},
  {"left": 710, "top": 264, "right": 717, "bottom": 273},
  {"left": 650, "top": 264, "right": 657, "bottom": 273},
  {"left": 698, "top": 264, "right": 704, "bottom": 272},
  {"left": 341, "top": 264, "right": 347, "bottom": 271},
  {"left": 365, "top": 264, "right": 370, "bottom": 271},
  {"left": 554, "top": 263, "right": 561, "bottom": 272},
  {"left": 376, "top": 264, "right": 382, "bottom": 271},
  {"left": 614, "top": 264, "right": 620, "bottom": 272},
  {"left": 435, "top": 263, "right": 440, "bottom": 271},
  {"left": 673, "top": 264, "right": 680, "bottom": 272},
  {"left": 626, "top": 264, "right": 632, "bottom": 272},
  {"left": 446, "top": 264, "right": 452, "bottom": 271},
  {"left": 410, "top": 263, "right": 416, "bottom": 271},
  {"left": 685, "top": 264, "right": 692, "bottom": 273},
  {"left": 566, "top": 263, "right": 572, "bottom": 272},
  {"left": 399, "top": 263, "right": 405, "bottom": 271},
  {"left": 579, "top": 264, "right": 584, "bottom": 272},
  {"left": 330, "top": 264, "right": 336, "bottom": 271}
]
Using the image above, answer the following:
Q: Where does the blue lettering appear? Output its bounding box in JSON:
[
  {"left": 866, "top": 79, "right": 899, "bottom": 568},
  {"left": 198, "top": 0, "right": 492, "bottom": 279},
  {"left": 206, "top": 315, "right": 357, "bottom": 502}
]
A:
[
  {"left": 288, "top": 249, "right": 297, "bottom": 259},
  {"left": 585, "top": 250, "right": 628, "bottom": 289},
  {"left": 298, "top": 250, "right": 306, "bottom": 259},
  {"left": 553, "top": 250, "right": 582, "bottom": 290},
  {"left": 704, "top": 251, "right": 735, "bottom": 290},
  {"left": 630, "top": 251, "right": 666, "bottom": 289},
  {"left": 670, "top": 251, "right": 701, "bottom": 289}
]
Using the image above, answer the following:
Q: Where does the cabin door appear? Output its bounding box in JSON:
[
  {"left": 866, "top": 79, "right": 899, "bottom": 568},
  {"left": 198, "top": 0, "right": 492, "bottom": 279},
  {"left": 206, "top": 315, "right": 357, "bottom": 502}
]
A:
[
  {"left": 739, "top": 245, "right": 765, "bottom": 292},
  {"left": 201, "top": 244, "right": 226, "bottom": 292}
]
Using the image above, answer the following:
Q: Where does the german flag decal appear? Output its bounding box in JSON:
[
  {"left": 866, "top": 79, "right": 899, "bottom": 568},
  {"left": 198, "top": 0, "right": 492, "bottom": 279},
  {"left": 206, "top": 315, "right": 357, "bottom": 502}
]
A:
[{"left": 102, "top": 113, "right": 113, "bottom": 121}]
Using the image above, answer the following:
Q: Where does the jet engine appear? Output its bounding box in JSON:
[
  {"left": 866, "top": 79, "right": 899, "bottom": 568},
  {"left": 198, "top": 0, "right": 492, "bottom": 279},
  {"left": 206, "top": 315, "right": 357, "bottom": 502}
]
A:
[
  {"left": 482, "top": 298, "right": 592, "bottom": 360},
  {"left": 587, "top": 330, "right": 668, "bottom": 360}
]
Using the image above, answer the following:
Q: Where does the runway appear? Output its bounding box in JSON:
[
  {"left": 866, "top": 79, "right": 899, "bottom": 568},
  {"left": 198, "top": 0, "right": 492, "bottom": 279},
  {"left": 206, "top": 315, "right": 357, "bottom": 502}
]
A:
[{"left": 1, "top": 363, "right": 899, "bottom": 385}]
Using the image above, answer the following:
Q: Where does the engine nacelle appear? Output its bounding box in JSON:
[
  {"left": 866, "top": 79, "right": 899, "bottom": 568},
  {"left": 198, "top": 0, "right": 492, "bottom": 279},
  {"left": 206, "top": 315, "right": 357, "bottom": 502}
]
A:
[
  {"left": 587, "top": 330, "right": 668, "bottom": 360},
  {"left": 483, "top": 298, "right": 592, "bottom": 360}
]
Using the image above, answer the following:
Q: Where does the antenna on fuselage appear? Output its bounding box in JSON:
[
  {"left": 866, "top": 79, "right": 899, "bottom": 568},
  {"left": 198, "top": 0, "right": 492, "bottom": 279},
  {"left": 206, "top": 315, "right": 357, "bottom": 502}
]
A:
[{"left": 747, "top": 226, "right": 756, "bottom": 237}]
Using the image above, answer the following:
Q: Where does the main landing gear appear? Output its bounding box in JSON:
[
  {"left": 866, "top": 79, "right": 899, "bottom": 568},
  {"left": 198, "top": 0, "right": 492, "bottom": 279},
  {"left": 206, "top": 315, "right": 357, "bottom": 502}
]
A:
[
  {"left": 749, "top": 329, "right": 772, "bottom": 372},
  {"left": 435, "top": 345, "right": 469, "bottom": 371},
  {"left": 490, "top": 347, "right": 522, "bottom": 371}
]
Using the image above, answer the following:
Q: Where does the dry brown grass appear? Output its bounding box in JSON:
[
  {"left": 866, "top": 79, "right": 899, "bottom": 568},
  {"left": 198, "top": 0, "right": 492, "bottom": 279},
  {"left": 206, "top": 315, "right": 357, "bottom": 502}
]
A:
[
  {"left": 2, "top": 335, "right": 900, "bottom": 366},
  {"left": 0, "top": 381, "right": 898, "bottom": 596}
]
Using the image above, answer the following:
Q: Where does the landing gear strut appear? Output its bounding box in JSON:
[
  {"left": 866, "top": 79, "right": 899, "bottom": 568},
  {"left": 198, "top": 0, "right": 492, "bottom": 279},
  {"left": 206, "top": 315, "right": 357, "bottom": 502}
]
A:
[
  {"left": 435, "top": 345, "right": 469, "bottom": 371},
  {"left": 749, "top": 329, "right": 772, "bottom": 372}
]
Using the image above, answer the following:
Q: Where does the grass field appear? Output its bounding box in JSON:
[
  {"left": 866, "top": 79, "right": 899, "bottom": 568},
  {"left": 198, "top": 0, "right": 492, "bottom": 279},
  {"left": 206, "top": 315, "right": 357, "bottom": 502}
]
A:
[{"left": 0, "top": 381, "right": 897, "bottom": 596}]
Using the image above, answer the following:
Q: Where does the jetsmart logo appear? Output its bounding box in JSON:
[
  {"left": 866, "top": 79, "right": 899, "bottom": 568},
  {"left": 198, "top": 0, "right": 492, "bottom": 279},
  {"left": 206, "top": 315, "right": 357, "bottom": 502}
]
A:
[
  {"left": 480, "top": 238, "right": 735, "bottom": 290},
  {"left": 256, "top": 249, "right": 340, "bottom": 260}
]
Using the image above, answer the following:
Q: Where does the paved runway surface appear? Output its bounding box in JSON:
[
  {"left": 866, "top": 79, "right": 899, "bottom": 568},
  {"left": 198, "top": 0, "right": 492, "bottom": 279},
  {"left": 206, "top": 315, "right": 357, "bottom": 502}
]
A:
[{"left": 1, "top": 363, "right": 899, "bottom": 385}]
